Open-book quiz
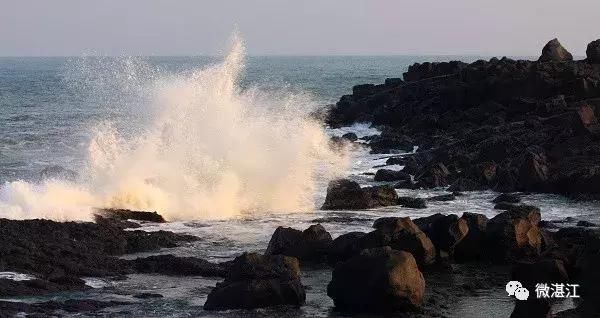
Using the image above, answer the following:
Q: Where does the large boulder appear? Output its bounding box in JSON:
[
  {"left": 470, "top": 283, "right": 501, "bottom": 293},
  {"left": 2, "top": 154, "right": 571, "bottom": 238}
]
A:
[
  {"left": 539, "top": 38, "right": 573, "bottom": 62},
  {"left": 321, "top": 179, "right": 398, "bottom": 210},
  {"left": 327, "top": 247, "right": 425, "bottom": 313},
  {"left": 265, "top": 224, "right": 333, "bottom": 262},
  {"left": 397, "top": 196, "right": 427, "bottom": 209},
  {"left": 416, "top": 162, "right": 450, "bottom": 188},
  {"left": 327, "top": 232, "right": 367, "bottom": 264},
  {"left": 486, "top": 206, "right": 542, "bottom": 262},
  {"left": 587, "top": 39, "right": 600, "bottom": 64},
  {"left": 368, "top": 217, "right": 436, "bottom": 266},
  {"left": 374, "top": 169, "right": 411, "bottom": 182},
  {"left": 363, "top": 185, "right": 399, "bottom": 207},
  {"left": 204, "top": 253, "right": 305, "bottom": 310},
  {"left": 322, "top": 179, "right": 370, "bottom": 210},
  {"left": 454, "top": 212, "right": 489, "bottom": 262},
  {"left": 413, "top": 214, "right": 469, "bottom": 257}
]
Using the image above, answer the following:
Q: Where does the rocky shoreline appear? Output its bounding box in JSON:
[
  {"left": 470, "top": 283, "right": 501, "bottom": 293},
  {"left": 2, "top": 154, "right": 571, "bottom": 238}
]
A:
[{"left": 2, "top": 39, "right": 600, "bottom": 317}]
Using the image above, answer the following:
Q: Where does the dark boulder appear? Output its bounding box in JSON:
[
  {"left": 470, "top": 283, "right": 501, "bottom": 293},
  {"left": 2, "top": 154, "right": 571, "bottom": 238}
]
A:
[
  {"left": 416, "top": 162, "right": 450, "bottom": 188},
  {"left": 341, "top": 132, "right": 358, "bottom": 141},
  {"left": 204, "top": 253, "right": 305, "bottom": 310},
  {"left": 486, "top": 207, "right": 542, "bottom": 262},
  {"left": 587, "top": 39, "right": 600, "bottom": 64},
  {"left": 577, "top": 220, "right": 596, "bottom": 227},
  {"left": 321, "top": 179, "right": 370, "bottom": 210},
  {"left": 426, "top": 193, "right": 456, "bottom": 201},
  {"left": 368, "top": 217, "right": 436, "bottom": 266},
  {"left": 397, "top": 196, "right": 427, "bottom": 209},
  {"left": 363, "top": 185, "right": 399, "bottom": 207},
  {"left": 492, "top": 193, "right": 521, "bottom": 204},
  {"left": 454, "top": 212, "right": 489, "bottom": 262},
  {"left": 374, "top": 169, "right": 411, "bottom": 182},
  {"left": 95, "top": 208, "right": 166, "bottom": 223},
  {"left": 448, "top": 178, "right": 483, "bottom": 192},
  {"left": 265, "top": 224, "right": 333, "bottom": 262},
  {"left": 327, "top": 247, "right": 425, "bottom": 313},
  {"left": 413, "top": 214, "right": 469, "bottom": 257},
  {"left": 328, "top": 232, "right": 367, "bottom": 264},
  {"left": 539, "top": 38, "right": 573, "bottom": 62}
]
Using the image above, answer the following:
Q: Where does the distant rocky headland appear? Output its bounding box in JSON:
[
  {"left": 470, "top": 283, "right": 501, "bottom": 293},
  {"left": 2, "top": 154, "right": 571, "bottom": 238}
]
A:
[{"left": 327, "top": 38, "right": 600, "bottom": 199}]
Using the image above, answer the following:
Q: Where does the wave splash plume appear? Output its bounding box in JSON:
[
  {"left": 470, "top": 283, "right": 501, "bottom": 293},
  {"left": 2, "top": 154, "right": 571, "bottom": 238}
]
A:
[{"left": 0, "top": 35, "right": 347, "bottom": 221}]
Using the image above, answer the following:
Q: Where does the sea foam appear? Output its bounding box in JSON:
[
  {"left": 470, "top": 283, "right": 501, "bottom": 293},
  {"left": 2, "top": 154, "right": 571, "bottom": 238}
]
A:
[{"left": 0, "top": 34, "right": 348, "bottom": 221}]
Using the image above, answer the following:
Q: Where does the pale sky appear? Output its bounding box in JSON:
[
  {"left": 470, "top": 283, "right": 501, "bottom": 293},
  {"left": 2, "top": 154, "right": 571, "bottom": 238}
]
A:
[{"left": 0, "top": 0, "right": 598, "bottom": 56}]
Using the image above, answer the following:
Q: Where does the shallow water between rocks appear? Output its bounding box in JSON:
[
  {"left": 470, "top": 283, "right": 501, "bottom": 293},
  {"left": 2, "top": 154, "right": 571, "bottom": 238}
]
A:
[{"left": 2, "top": 142, "right": 593, "bottom": 317}]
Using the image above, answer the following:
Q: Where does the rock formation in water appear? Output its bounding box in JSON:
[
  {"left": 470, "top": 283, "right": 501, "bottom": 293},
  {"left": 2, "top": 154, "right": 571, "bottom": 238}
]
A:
[{"left": 326, "top": 38, "right": 600, "bottom": 198}]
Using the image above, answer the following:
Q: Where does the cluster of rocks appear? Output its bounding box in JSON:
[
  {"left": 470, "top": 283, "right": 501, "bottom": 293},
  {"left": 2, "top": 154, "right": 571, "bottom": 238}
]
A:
[
  {"left": 0, "top": 210, "right": 229, "bottom": 299},
  {"left": 326, "top": 38, "right": 600, "bottom": 198}
]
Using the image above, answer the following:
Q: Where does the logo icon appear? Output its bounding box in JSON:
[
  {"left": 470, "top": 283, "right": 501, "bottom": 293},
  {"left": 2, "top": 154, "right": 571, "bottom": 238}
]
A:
[{"left": 506, "top": 281, "right": 529, "bottom": 300}]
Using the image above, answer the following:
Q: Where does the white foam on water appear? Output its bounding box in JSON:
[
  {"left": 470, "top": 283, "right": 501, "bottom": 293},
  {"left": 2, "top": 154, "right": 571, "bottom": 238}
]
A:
[
  {"left": 0, "top": 33, "right": 348, "bottom": 221},
  {"left": 0, "top": 272, "right": 36, "bottom": 281}
]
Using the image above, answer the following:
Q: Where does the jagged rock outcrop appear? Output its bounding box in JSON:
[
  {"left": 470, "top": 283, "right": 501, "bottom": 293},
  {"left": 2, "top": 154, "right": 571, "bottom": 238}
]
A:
[
  {"left": 326, "top": 40, "right": 600, "bottom": 198},
  {"left": 539, "top": 38, "right": 573, "bottom": 62},
  {"left": 327, "top": 247, "right": 425, "bottom": 313}
]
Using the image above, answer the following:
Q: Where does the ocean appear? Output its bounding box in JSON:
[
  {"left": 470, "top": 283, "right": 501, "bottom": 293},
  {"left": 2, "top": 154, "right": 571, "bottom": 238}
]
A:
[{"left": 0, "top": 49, "right": 590, "bottom": 316}]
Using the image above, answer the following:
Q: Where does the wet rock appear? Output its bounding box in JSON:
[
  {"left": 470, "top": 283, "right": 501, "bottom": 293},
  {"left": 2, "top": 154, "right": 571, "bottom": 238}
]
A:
[
  {"left": 204, "top": 253, "right": 305, "bottom": 310},
  {"left": 328, "top": 232, "right": 366, "bottom": 264},
  {"left": 426, "top": 193, "right": 456, "bottom": 201},
  {"left": 394, "top": 179, "right": 419, "bottom": 189},
  {"left": 0, "top": 299, "right": 130, "bottom": 315},
  {"left": 369, "top": 217, "right": 436, "bottom": 266},
  {"left": 327, "top": 247, "right": 425, "bottom": 313},
  {"left": 341, "top": 132, "right": 358, "bottom": 141},
  {"left": 95, "top": 208, "right": 166, "bottom": 223},
  {"left": 374, "top": 169, "right": 411, "bottom": 182},
  {"left": 131, "top": 254, "right": 226, "bottom": 277},
  {"left": 486, "top": 207, "right": 542, "bottom": 262},
  {"left": 492, "top": 193, "right": 521, "bottom": 204},
  {"left": 413, "top": 214, "right": 469, "bottom": 257},
  {"left": 539, "top": 38, "right": 573, "bottom": 62},
  {"left": 587, "top": 39, "right": 600, "bottom": 64},
  {"left": 0, "top": 277, "right": 87, "bottom": 296},
  {"left": 454, "top": 212, "right": 489, "bottom": 262},
  {"left": 0, "top": 218, "right": 197, "bottom": 283},
  {"left": 397, "top": 196, "right": 427, "bottom": 209},
  {"left": 363, "top": 185, "right": 399, "bottom": 207},
  {"left": 447, "top": 178, "right": 483, "bottom": 192},
  {"left": 265, "top": 224, "right": 333, "bottom": 262},
  {"left": 577, "top": 220, "right": 596, "bottom": 227},
  {"left": 416, "top": 162, "right": 450, "bottom": 188},
  {"left": 321, "top": 179, "right": 370, "bottom": 210}
]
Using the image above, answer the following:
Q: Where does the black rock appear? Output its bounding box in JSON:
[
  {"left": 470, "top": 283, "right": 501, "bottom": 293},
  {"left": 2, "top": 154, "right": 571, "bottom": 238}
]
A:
[
  {"left": 539, "top": 38, "right": 573, "bottom": 62},
  {"left": 374, "top": 169, "right": 411, "bottom": 182},
  {"left": 586, "top": 39, "right": 600, "bottom": 64},
  {"left": 492, "top": 193, "right": 521, "bottom": 204},
  {"left": 204, "top": 253, "right": 305, "bottom": 310},
  {"left": 265, "top": 224, "right": 333, "bottom": 262},
  {"left": 341, "top": 132, "right": 358, "bottom": 141},
  {"left": 397, "top": 197, "right": 427, "bottom": 209},
  {"left": 427, "top": 193, "right": 456, "bottom": 201}
]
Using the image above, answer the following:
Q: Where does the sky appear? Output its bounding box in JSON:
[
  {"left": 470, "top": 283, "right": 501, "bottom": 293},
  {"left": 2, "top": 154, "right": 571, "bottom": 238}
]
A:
[{"left": 0, "top": 0, "right": 598, "bottom": 57}]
